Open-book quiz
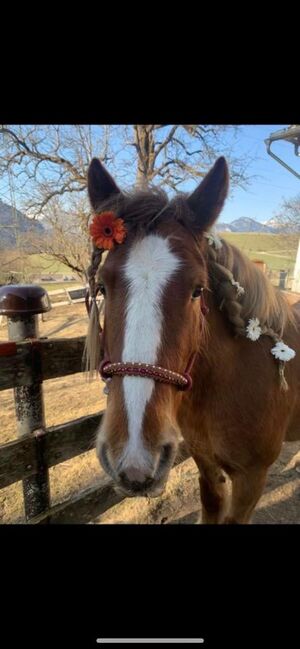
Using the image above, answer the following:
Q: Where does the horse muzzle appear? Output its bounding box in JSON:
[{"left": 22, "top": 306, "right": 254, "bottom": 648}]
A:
[{"left": 98, "top": 441, "right": 176, "bottom": 498}]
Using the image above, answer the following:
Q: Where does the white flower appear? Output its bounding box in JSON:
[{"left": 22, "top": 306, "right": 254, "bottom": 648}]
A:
[
  {"left": 204, "top": 230, "right": 223, "bottom": 250},
  {"left": 271, "top": 341, "right": 296, "bottom": 362},
  {"left": 231, "top": 279, "right": 245, "bottom": 297},
  {"left": 246, "top": 317, "right": 262, "bottom": 341}
]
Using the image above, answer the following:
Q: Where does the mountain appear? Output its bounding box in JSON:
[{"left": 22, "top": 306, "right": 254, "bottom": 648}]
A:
[
  {"left": 216, "top": 223, "right": 232, "bottom": 232},
  {"left": 0, "top": 199, "right": 44, "bottom": 248},
  {"left": 263, "top": 217, "right": 284, "bottom": 231},
  {"left": 216, "top": 217, "right": 277, "bottom": 233}
]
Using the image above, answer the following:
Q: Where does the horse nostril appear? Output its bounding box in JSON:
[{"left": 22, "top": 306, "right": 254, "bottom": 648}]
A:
[
  {"left": 120, "top": 467, "right": 149, "bottom": 483},
  {"left": 132, "top": 479, "right": 154, "bottom": 493},
  {"left": 119, "top": 469, "right": 154, "bottom": 492},
  {"left": 161, "top": 443, "right": 174, "bottom": 464}
]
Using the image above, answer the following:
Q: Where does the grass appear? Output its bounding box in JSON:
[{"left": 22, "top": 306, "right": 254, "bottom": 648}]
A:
[
  {"left": 21, "top": 236, "right": 300, "bottom": 275},
  {"left": 26, "top": 253, "right": 71, "bottom": 274},
  {"left": 239, "top": 253, "right": 295, "bottom": 272},
  {"left": 220, "top": 233, "right": 299, "bottom": 272},
  {"left": 1, "top": 235, "right": 299, "bottom": 281},
  {"left": 34, "top": 281, "right": 84, "bottom": 292},
  {"left": 0, "top": 251, "right": 74, "bottom": 282}
]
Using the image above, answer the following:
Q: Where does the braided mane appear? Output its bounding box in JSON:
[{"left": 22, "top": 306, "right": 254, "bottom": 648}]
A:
[{"left": 207, "top": 237, "right": 295, "bottom": 339}]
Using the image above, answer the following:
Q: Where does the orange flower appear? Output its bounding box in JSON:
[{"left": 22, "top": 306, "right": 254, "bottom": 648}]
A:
[{"left": 89, "top": 211, "right": 127, "bottom": 250}]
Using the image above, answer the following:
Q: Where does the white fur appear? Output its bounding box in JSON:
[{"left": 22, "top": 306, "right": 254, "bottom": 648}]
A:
[{"left": 120, "top": 234, "right": 181, "bottom": 472}]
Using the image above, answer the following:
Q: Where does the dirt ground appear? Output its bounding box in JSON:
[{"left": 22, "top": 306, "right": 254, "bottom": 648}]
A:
[
  {"left": 0, "top": 303, "right": 106, "bottom": 524},
  {"left": 1, "top": 295, "right": 300, "bottom": 525}
]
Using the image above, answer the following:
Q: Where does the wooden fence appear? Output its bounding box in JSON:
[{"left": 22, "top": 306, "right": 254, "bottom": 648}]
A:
[
  {"left": 0, "top": 285, "right": 189, "bottom": 524},
  {"left": 47, "top": 285, "right": 86, "bottom": 307}
]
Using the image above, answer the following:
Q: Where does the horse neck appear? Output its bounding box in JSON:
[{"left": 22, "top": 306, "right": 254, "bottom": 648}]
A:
[{"left": 194, "top": 290, "right": 236, "bottom": 378}]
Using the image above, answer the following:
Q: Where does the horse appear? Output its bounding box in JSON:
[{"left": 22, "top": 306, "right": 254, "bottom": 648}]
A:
[{"left": 85, "top": 156, "right": 300, "bottom": 524}]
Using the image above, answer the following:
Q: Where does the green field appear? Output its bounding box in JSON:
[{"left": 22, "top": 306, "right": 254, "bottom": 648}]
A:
[
  {"left": 25, "top": 254, "right": 71, "bottom": 274},
  {"left": 1, "top": 237, "right": 299, "bottom": 284},
  {"left": 35, "top": 281, "right": 84, "bottom": 292},
  {"left": 0, "top": 251, "right": 71, "bottom": 275},
  {"left": 33, "top": 236, "right": 297, "bottom": 274},
  {"left": 220, "top": 232, "right": 299, "bottom": 272}
]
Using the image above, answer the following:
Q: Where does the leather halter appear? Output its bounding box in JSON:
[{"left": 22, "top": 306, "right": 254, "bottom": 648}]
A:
[{"left": 85, "top": 288, "right": 209, "bottom": 392}]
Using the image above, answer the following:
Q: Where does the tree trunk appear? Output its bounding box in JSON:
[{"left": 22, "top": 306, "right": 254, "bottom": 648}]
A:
[{"left": 134, "top": 125, "right": 155, "bottom": 189}]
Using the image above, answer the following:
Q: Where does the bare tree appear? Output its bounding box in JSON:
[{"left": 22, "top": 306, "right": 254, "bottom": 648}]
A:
[
  {"left": 0, "top": 249, "right": 28, "bottom": 284},
  {"left": 0, "top": 125, "right": 113, "bottom": 216},
  {"left": 23, "top": 196, "right": 91, "bottom": 282},
  {"left": 0, "top": 124, "right": 252, "bottom": 277},
  {"left": 132, "top": 124, "right": 250, "bottom": 191},
  {"left": 274, "top": 194, "right": 300, "bottom": 233}
]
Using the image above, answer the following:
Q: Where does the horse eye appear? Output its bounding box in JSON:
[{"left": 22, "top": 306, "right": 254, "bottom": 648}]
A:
[
  {"left": 192, "top": 287, "right": 202, "bottom": 300},
  {"left": 99, "top": 284, "right": 106, "bottom": 296}
]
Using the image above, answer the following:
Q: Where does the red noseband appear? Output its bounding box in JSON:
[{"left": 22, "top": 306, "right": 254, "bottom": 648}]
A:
[{"left": 99, "top": 359, "right": 195, "bottom": 391}]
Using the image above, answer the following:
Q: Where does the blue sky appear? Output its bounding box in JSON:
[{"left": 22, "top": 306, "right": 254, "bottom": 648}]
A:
[
  {"left": 219, "top": 125, "right": 300, "bottom": 223},
  {"left": 0, "top": 125, "right": 299, "bottom": 224}
]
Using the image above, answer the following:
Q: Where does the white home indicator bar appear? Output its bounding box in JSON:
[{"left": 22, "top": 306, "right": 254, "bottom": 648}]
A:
[{"left": 96, "top": 640, "right": 204, "bottom": 644}]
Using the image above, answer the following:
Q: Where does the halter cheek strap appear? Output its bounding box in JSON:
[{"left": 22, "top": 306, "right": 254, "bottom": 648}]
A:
[{"left": 85, "top": 287, "right": 209, "bottom": 392}]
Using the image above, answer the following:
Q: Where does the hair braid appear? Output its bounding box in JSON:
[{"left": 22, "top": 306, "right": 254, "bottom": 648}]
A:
[
  {"left": 206, "top": 238, "right": 290, "bottom": 391},
  {"left": 87, "top": 245, "right": 103, "bottom": 298},
  {"left": 207, "top": 245, "right": 246, "bottom": 336},
  {"left": 84, "top": 245, "right": 105, "bottom": 377}
]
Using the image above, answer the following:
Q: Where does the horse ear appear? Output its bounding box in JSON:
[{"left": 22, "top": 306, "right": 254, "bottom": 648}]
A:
[
  {"left": 187, "top": 157, "right": 229, "bottom": 231},
  {"left": 87, "top": 158, "right": 121, "bottom": 211}
]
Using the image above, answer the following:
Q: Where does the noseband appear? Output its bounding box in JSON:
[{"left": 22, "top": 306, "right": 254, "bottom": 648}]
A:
[{"left": 85, "top": 288, "right": 209, "bottom": 392}]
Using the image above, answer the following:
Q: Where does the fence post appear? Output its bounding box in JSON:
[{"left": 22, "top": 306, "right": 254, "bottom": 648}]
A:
[
  {"left": 279, "top": 270, "right": 288, "bottom": 290},
  {"left": 0, "top": 285, "right": 52, "bottom": 521}
]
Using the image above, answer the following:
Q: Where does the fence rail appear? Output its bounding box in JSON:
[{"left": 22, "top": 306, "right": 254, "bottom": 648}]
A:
[
  {"left": 0, "top": 412, "right": 102, "bottom": 490},
  {"left": 0, "top": 336, "right": 86, "bottom": 391},
  {"left": 0, "top": 284, "right": 190, "bottom": 524},
  {"left": 47, "top": 286, "right": 86, "bottom": 307}
]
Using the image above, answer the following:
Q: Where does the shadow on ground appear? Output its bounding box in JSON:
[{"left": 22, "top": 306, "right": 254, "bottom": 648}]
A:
[{"left": 170, "top": 441, "right": 300, "bottom": 525}]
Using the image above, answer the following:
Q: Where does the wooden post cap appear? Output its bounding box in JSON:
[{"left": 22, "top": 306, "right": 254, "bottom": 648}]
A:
[{"left": 0, "top": 285, "right": 51, "bottom": 315}]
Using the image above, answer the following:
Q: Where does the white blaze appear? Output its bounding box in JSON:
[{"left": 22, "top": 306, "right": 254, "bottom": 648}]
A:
[{"left": 121, "top": 234, "right": 181, "bottom": 471}]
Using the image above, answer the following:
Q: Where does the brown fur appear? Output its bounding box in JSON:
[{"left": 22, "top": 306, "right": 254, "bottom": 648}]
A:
[{"left": 87, "top": 157, "right": 300, "bottom": 523}]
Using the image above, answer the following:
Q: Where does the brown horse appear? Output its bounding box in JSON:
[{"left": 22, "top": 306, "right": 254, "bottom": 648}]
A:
[{"left": 85, "top": 156, "right": 300, "bottom": 524}]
